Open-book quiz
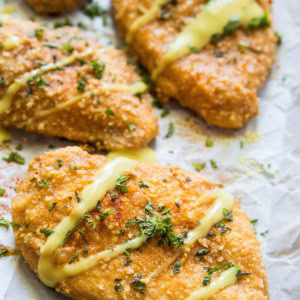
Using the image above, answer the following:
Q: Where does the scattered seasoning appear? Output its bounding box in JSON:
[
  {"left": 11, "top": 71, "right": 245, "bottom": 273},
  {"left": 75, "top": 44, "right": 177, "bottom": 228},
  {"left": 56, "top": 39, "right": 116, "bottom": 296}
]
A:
[
  {"left": 34, "top": 28, "right": 44, "bottom": 38},
  {"left": 248, "top": 13, "right": 270, "bottom": 29},
  {"left": 0, "top": 188, "right": 5, "bottom": 197},
  {"left": 84, "top": 213, "right": 96, "bottom": 228},
  {"left": 106, "top": 107, "right": 115, "bottom": 116},
  {"left": 192, "top": 162, "right": 205, "bottom": 172},
  {"left": 75, "top": 191, "right": 81, "bottom": 202},
  {"left": 205, "top": 138, "right": 214, "bottom": 147},
  {"left": 100, "top": 209, "right": 116, "bottom": 221},
  {"left": 82, "top": 247, "right": 89, "bottom": 255},
  {"left": 128, "top": 124, "right": 137, "bottom": 132},
  {"left": 48, "top": 202, "right": 57, "bottom": 212},
  {"left": 236, "top": 270, "right": 251, "bottom": 277},
  {"left": 114, "top": 284, "right": 122, "bottom": 292},
  {"left": 260, "top": 230, "right": 269, "bottom": 237},
  {"left": 173, "top": 261, "right": 181, "bottom": 274},
  {"left": 0, "top": 217, "right": 9, "bottom": 228},
  {"left": 160, "top": 108, "right": 169, "bottom": 118},
  {"left": 62, "top": 44, "right": 75, "bottom": 54},
  {"left": 77, "top": 76, "right": 88, "bottom": 91},
  {"left": 69, "top": 253, "right": 80, "bottom": 264},
  {"left": 210, "top": 160, "right": 218, "bottom": 169},
  {"left": 175, "top": 201, "right": 181, "bottom": 208},
  {"left": 138, "top": 180, "right": 149, "bottom": 188},
  {"left": 223, "top": 208, "right": 233, "bottom": 221},
  {"left": 116, "top": 175, "right": 129, "bottom": 194},
  {"left": 250, "top": 219, "right": 258, "bottom": 233},
  {"left": 3, "top": 152, "right": 25, "bottom": 164},
  {"left": 131, "top": 274, "right": 146, "bottom": 293},
  {"left": 165, "top": 122, "right": 175, "bottom": 138},
  {"left": 43, "top": 41, "right": 58, "bottom": 48},
  {"left": 69, "top": 164, "right": 78, "bottom": 171},
  {"left": 37, "top": 180, "right": 48, "bottom": 187},
  {"left": 195, "top": 249, "right": 210, "bottom": 256},
  {"left": 0, "top": 248, "right": 9, "bottom": 256},
  {"left": 91, "top": 59, "right": 105, "bottom": 79},
  {"left": 56, "top": 159, "right": 63, "bottom": 168},
  {"left": 54, "top": 18, "right": 73, "bottom": 28},
  {"left": 40, "top": 229, "right": 54, "bottom": 236},
  {"left": 275, "top": 32, "right": 282, "bottom": 45}
]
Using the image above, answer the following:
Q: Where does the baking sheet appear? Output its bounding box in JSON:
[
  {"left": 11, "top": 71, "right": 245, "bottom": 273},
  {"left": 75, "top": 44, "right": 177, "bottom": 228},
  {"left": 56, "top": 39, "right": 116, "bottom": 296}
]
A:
[{"left": 0, "top": 0, "right": 300, "bottom": 299}]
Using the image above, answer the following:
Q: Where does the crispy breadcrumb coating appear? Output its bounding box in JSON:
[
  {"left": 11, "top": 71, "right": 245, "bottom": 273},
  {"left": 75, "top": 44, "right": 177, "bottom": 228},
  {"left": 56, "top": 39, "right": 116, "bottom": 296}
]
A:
[
  {"left": 0, "top": 20, "right": 158, "bottom": 150},
  {"left": 12, "top": 146, "right": 268, "bottom": 299},
  {"left": 25, "top": 0, "right": 81, "bottom": 14},
  {"left": 113, "top": 0, "right": 277, "bottom": 129}
]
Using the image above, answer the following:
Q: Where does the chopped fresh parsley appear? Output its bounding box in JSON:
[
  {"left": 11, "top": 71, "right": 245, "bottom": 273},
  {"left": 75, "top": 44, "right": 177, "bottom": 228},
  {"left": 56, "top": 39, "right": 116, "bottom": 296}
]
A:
[
  {"left": 62, "top": 44, "right": 74, "bottom": 54},
  {"left": 248, "top": 13, "right": 270, "bottom": 29},
  {"left": 83, "top": 2, "right": 108, "bottom": 25},
  {"left": 195, "top": 249, "right": 210, "bottom": 256},
  {"left": 0, "top": 75, "right": 5, "bottom": 86},
  {"left": 203, "top": 262, "right": 235, "bottom": 286},
  {"left": 192, "top": 162, "right": 205, "bottom": 172},
  {"left": 75, "top": 191, "right": 81, "bottom": 202},
  {"left": 114, "top": 284, "right": 122, "bottom": 292},
  {"left": 40, "top": 229, "right": 54, "bottom": 236},
  {"left": 54, "top": 18, "right": 73, "bottom": 28},
  {"left": 210, "top": 160, "right": 218, "bottom": 169},
  {"left": 91, "top": 59, "right": 105, "bottom": 79},
  {"left": 0, "top": 248, "right": 9, "bottom": 256},
  {"left": 145, "top": 200, "right": 154, "bottom": 216},
  {"left": 205, "top": 138, "right": 214, "bottom": 147},
  {"left": 84, "top": 213, "right": 96, "bottom": 228},
  {"left": 77, "top": 22, "right": 87, "bottom": 30},
  {"left": 37, "top": 180, "right": 48, "bottom": 187},
  {"left": 0, "top": 217, "right": 9, "bottom": 228},
  {"left": 236, "top": 270, "right": 251, "bottom": 277},
  {"left": 48, "top": 202, "right": 57, "bottom": 212},
  {"left": 106, "top": 107, "right": 115, "bottom": 116},
  {"left": 250, "top": 219, "right": 258, "bottom": 233},
  {"left": 100, "top": 209, "right": 116, "bottom": 221},
  {"left": 43, "top": 41, "right": 58, "bottom": 49},
  {"left": 173, "top": 261, "right": 181, "bottom": 274},
  {"left": 128, "top": 124, "right": 137, "bottom": 132},
  {"left": 126, "top": 219, "right": 137, "bottom": 227},
  {"left": 0, "top": 188, "right": 5, "bottom": 197},
  {"left": 77, "top": 76, "right": 88, "bottom": 91},
  {"left": 69, "top": 253, "right": 80, "bottom": 264},
  {"left": 131, "top": 273, "right": 146, "bottom": 293},
  {"left": 138, "top": 180, "right": 149, "bottom": 188},
  {"left": 223, "top": 16, "right": 240, "bottom": 35},
  {"left": 116, "top": 175, "right": 129, "bottom": 194},
  {"left": 165, "top": 122, "right": 175, "bottom": 138},
  {"left": 223, "top": 208, "right": 233, "bottom": 221},
  {"left": 56, "top": 159, "right": 63, "bottom": 168},
  {"left": 275, "top": 32, "right": 282, "bottom": 45},
  {"left": 34, "top": 28, "right": 44, "bottom": 38},
  {"left": 3, "top": 151, "right": 25, "bottom": 164},
  {"left": 83, "top": 247, "right": 89, "bottom": 255}
]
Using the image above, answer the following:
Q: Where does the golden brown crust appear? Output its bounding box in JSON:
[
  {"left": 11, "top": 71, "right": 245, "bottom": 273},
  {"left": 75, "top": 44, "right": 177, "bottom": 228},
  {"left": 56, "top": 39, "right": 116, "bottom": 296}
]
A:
[
  {"left": 25, "top": 0, "right": 81, "bottom": 14},
  {"left": 12, "top": 146, "right": 268, "bottom": 299},
  {"left": 0, "top": 20, "right": 158, "bottom": 150},
  {"left": 112, "top": 0, "right": 277, "bottom": 129}
]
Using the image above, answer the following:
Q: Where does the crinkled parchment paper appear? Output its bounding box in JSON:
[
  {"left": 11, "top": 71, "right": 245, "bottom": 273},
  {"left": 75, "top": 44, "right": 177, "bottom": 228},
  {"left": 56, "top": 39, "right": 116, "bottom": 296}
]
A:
[{"left": 0, "top": 0, "right": 299, "bottom": 299}]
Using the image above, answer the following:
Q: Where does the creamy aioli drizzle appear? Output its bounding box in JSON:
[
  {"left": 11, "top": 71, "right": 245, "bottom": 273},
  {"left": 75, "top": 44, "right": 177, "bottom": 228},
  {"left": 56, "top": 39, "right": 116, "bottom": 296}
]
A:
[
  {"left": 184, "top": 189, "right": 234, "bottom": 245},
  {"left": 127, "top": 0, "right": 169, "bottom": 43},
  {"left": 152, "top": 0, "right": 265, "bottom": 79},
  {"left": 38, "top": 157, "right": 138, "bottom": 287},
  {"left": 25, "top": 81, "right": 147, "bottom": 126},
  {"left": 107, "top": 147, "right": 157, "bottom": 163},
  {"left": 0, "top": 50, "right": 92, "bottom": 115},
  {"left": 38, "top": 155, "right": 235, "bottom": 299},
  {"left": 186, "top": 266, "right": 239, "bottom": 300}
]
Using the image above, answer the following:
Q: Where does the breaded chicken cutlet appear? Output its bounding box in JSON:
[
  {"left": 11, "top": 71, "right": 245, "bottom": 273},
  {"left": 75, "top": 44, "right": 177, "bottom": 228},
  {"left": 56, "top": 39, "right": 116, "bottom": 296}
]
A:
[
  {"left": 25, "top": 0, "right": 81, "bottom": 14},
  {"left": 12, "top": 146, "right": 268, "bottom": 300},
  {"left": 0, "top": 19, "right": 158, "bottom": 150},
  {"left": 113, "top": 0, "right": 277, "bottom": 129}
]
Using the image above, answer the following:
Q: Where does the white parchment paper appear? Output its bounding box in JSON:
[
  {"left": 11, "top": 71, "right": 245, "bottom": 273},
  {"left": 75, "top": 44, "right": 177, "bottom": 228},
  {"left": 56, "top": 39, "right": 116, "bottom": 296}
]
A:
[{"left": 0, "top": 0, "right": 299, "bottom": 299}]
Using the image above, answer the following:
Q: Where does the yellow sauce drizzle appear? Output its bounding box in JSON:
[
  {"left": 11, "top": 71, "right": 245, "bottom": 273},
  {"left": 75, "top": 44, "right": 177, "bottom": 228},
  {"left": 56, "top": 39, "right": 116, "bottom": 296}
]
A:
[
  {"left": 127, "top": 0, "right": 169, "bottom": 43},
  {"left": 0, "top": 50, "right": 92, "bottom": 115},
  {"left": 24, "top": 81, "right": 147, "bottom": 126},
  {"left": 37, "top": 156, "right": 235, "bottom": 297},
  {"left": 0, "top": 126, "right": 11, "bottom": 142},
  {"left": 38, "top": 157, "right": 138, "bottom": 287},
  {"left": 107, "top": 147, "right": 157, "bottom": 163},
  {"left": 184, "top": 189, "right": 234, "bottom": 245},
  {"left": 152, "top": 0, "right": 265, "bottom": 79},
  {"left": 186, "top": 266, "right": 239, "bottom": 300}
]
